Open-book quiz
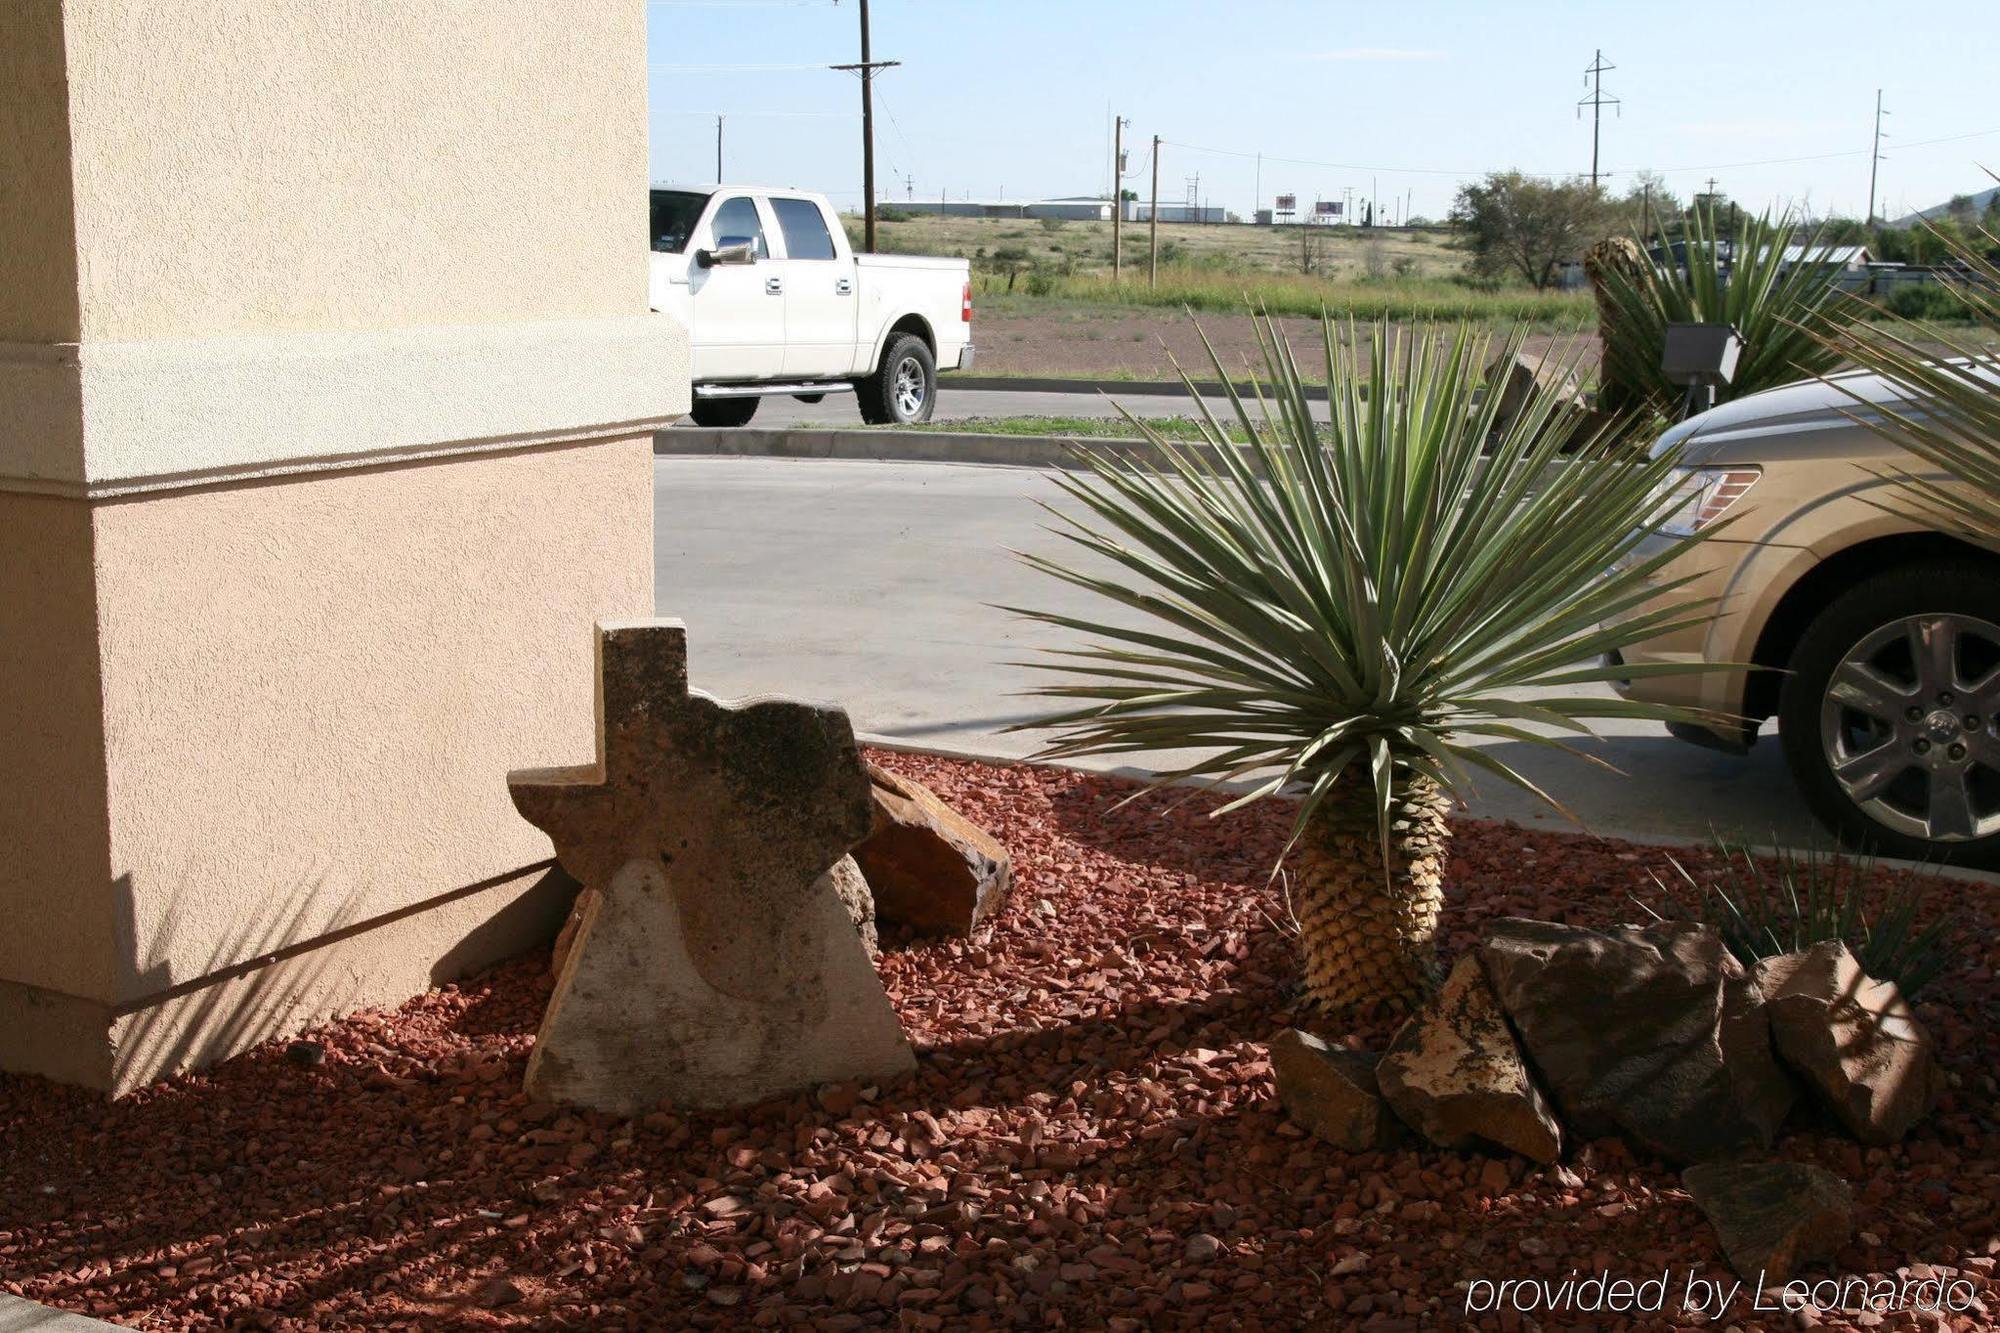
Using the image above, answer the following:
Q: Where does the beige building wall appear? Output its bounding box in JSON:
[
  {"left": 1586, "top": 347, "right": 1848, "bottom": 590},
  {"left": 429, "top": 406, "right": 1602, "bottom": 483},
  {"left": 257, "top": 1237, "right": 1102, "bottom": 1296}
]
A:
[{"left": 0, "top": 0, "right": 689, "bottom": 1092}]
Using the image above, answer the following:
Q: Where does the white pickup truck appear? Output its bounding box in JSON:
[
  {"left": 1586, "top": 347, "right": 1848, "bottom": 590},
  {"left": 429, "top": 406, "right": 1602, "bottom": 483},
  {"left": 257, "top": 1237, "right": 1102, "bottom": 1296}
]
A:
[{"left": 649, "top": 184, "right": 974, "bottom": 427}]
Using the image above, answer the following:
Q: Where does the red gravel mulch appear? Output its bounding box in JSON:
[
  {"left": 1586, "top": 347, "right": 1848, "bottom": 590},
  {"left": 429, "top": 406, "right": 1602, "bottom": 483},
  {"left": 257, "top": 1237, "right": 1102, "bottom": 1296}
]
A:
[{"left": 2, "top": 753, "right": 1997, "bottom": 1331}]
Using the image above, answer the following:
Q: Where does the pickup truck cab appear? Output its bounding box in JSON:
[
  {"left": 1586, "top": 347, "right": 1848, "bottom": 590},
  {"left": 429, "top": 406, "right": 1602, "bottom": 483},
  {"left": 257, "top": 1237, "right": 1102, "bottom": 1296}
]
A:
[{"left": 649, "top": 184, "right": 973, "bottom": 427}]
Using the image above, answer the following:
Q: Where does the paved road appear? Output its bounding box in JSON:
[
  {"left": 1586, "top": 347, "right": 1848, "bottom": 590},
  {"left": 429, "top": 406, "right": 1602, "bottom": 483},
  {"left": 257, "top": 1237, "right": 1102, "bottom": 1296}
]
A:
[
  {"left": 677, "top": 382, "right": 1328, "bottom": 430},
  {"left": 654, "top": 452, "right": 1819, "bottom": 850}
]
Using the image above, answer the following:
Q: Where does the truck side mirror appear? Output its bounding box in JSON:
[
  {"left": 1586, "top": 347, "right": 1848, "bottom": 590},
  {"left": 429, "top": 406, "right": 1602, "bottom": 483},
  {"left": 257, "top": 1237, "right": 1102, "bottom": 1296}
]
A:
[{"left": 697, "top": 240, "right": 757, "bottom": 269}]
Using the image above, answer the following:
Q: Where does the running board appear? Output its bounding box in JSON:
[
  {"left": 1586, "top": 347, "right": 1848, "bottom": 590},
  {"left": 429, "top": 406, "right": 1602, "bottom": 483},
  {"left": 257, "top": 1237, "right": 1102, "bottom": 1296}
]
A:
[{"left": 694, "top": 381, "right": 857, "bottom": 399}]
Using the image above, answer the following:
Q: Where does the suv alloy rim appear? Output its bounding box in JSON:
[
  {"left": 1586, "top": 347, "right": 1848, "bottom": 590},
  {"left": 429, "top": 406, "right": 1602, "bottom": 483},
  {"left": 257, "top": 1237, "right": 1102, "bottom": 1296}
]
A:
[
  {"left": 1820, "top": 612, "right": 2000, "bottom": 842},
  {"left": 893, "top": 356, "right": 926, "bottom": 419}
]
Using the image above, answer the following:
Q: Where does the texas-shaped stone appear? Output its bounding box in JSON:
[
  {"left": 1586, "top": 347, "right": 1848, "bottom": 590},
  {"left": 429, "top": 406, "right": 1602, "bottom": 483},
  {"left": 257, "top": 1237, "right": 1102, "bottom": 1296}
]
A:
[{"left": 510, "top": 619, "right": 914, "bottom": 1115}]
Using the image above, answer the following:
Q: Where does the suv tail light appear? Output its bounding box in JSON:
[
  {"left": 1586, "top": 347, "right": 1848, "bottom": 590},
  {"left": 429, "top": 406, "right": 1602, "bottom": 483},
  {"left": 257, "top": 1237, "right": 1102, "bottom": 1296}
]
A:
[{"left": 962, "top": 281, "right": 972, "bottom": 322}]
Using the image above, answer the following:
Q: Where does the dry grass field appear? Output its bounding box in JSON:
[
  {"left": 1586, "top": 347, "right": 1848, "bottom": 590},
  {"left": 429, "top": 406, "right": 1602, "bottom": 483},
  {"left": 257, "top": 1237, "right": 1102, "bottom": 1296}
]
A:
[{"left": 863, "top": 212, "right": 1463, "bottom": 281}]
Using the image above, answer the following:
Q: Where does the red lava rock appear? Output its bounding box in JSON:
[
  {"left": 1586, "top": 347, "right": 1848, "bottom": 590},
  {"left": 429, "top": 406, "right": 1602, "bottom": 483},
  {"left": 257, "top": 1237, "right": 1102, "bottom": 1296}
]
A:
[{"left": 0, "top": 752, "right": 1993, "bottom": 1330}]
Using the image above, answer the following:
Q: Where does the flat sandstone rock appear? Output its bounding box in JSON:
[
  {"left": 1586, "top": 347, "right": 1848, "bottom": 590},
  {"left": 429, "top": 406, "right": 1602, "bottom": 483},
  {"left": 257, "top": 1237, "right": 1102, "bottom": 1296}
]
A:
[
  {"left": 1270, "top": 1029, "right": 1402, "bottom": 1151},
  {"left": 511, "top": 620, "right": 914, "bottom": 1115},
  {"left": 1479, "top": 918, "right": 1795, "bottom": 1164},
  {"left": 852, "top": 761, "right": 1011, "bottom": 935},
  {"left": 1376, "top": 955, "right": 1561, "bottom": 1163},
  {"left": 1755, "top": 941, "right": 1939, "bottom": 1145},
  {"left": 1683, "top": 1159, "right": 1854, "bottom": 1284}
]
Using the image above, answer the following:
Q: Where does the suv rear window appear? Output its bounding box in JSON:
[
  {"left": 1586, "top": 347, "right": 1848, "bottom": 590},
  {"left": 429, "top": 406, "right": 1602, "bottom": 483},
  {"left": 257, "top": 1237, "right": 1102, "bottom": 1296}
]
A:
[{"left": 772, "top": 197, "right": 838, "bottom": 261}]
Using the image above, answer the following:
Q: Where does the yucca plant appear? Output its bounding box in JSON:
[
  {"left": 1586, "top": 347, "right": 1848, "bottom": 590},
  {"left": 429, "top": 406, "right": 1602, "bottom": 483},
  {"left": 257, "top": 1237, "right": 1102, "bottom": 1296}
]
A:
[
  {"left": 1810, "top": 213, "right": 2000, "bottom": 547},
  {"left": 1595, "top": 206, "right": 1864, "bottom": 420},
  {"left": 1011, "top": 315, "right": 1728, "bottom": 1013},
  {"left": 1644, "top": 836, "right": 1957, "bottom": 1000}
]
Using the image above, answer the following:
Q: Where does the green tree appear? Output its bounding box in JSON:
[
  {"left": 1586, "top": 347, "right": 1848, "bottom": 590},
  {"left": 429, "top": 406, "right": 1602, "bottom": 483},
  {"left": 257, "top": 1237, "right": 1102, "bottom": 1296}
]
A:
[
  {"left": 1016, "top": 317, "right": 1718, "bottom": 1012},
  {"left": 1451, "top": 172, "right": 1618, "bottom": 289}
]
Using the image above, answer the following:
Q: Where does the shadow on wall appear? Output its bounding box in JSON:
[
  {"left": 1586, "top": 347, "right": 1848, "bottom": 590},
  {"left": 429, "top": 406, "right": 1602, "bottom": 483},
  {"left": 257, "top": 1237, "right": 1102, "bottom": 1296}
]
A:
[{"left": 105, "top": 862, "right": 578, "bottom": 1096}]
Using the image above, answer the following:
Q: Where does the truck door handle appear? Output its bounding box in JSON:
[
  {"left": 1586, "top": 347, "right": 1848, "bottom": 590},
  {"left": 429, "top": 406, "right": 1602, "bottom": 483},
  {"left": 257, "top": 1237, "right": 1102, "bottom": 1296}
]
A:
[
  {"left": 765, "top": 276, "right": 783, "bottom": 295},
  {"left": 835, "top": 278, "right": 853, "bottom": 295}
]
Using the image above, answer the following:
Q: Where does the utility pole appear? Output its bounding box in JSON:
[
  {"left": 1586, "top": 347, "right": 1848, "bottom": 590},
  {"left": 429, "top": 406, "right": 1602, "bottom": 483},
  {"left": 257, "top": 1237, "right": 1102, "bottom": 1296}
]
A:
[
  {"left": 1867, "top": 89, "right": 1889, "bottom": 227},
  {"left": 1148, "top": 135, "right": 1162, "bottom": 289},
  {"left": 832, "top": 0, "right": 900, "bottom": 254},
  {"left": 1111, "top": 116, "right": 1129, "bottom": 284},
  {"left": 715, "top": 115, "right": 723, "bottom": 181},
  {"left": 1578, "top": 49, "right": 1620, "bottom": 190},
  {"left": 1254, "top": 152, "right": 1262, "bottom": 222}
]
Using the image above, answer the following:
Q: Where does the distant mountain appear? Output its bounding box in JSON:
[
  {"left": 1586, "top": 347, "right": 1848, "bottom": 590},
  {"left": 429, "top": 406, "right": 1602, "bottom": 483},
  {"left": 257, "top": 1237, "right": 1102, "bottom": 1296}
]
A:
[{"left": 1893, "top": 184, "right": 2000, "bottom": 227}]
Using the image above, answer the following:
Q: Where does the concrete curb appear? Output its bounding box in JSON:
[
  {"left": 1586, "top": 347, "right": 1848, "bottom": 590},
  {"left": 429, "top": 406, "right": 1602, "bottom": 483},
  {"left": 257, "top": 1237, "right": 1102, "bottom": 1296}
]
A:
[
  {"left": 855, "top": 733, "right": 1997, "bottom": 881},
  {"left": 948, "top": 374, "right": 1328, "bottom": 401},
  {"left": 657, "top": 426, "right": 1192, "bottom": 470}
]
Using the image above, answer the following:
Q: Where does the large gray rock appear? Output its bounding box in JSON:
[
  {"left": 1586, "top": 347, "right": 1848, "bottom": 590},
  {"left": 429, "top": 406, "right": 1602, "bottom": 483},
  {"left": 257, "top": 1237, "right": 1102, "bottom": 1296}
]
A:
[
  {"left": 1755, "top": 942, "right": 1939, "bottom": 1145},
  {"left": 1683, "top": 1160, "right": 1854, "bottom": 1283},
  {"left": 1270, "top": 1029, "right": 1402, "bottom": 1151},
  {"left": 509, "top": 620, "right": 916, "bottom": 1115},
  {"left": 1479, "top": 919, "right": 1796, "bottom": 1164},
  {"left": 1376, "top": 956, "right": 1562, "bottom": 1163},
  {"left": 851, "top": 762, "right": 1010, "bottom": 935}
]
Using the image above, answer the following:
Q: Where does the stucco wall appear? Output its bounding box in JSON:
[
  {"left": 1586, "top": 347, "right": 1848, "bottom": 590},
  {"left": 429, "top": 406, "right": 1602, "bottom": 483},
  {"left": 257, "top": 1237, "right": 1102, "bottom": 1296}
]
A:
[
  {"left": 0, "top": 493, "right": 115, "bottom": 1002},
  {"left": 89, "top": 437, "right": 653, "bottom": 1003},
  {"left": 57, "top": 0, "right": 650, "bottom": 341},
  {"left": 0, "top": 1, "right": 82, "bottom": 341}
]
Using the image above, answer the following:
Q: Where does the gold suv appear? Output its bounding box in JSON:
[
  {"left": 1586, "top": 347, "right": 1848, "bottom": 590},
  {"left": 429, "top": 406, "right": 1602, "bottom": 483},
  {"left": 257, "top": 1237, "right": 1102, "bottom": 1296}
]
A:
[{"left": 1611, "top": 369, "right": 2000, "bottom": 867}]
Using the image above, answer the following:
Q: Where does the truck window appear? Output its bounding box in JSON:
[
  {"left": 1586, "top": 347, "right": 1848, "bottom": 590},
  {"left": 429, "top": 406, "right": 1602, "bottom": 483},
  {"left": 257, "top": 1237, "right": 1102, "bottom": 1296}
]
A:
[
  {"left": 771, "top": 197, "right": 838, "bottom": 261},
  {"left": 709, "top": 196, "right": 769, "bottom": 259},
  {"left": 649, "top": 189, "right": 709, "bottom": 254}
]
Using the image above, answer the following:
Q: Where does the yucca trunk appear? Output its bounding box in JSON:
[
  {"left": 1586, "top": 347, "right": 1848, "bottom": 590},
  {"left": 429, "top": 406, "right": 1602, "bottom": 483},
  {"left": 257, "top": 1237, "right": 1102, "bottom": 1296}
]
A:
[{"left": 1289, "top": 774, "right": 1453, "bottom": 1013}]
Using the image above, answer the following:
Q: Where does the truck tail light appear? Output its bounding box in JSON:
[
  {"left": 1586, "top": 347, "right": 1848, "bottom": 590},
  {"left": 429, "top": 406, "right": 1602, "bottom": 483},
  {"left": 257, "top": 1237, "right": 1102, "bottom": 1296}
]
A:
[{"left": 962, "top": 281, "right": 972, "bottom": 322}]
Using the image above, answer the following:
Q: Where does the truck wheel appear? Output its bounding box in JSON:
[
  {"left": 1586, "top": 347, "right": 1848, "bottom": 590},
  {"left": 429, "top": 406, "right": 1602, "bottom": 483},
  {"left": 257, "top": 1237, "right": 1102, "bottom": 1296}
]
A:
[
  {"left": 1778, "top": 560, "right": 2000, "bottom": 868},
  {"left": 857, "top": 335, "right": 935, "bottom": 425},
  {"left": 690, "top": 396, "right": 759, "bottom": 428}
]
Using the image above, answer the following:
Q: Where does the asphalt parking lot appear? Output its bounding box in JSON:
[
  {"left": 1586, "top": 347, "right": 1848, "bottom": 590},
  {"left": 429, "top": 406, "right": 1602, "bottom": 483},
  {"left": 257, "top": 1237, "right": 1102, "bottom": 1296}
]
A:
[{"left": 653, "top": 450, "right": 1819, "bottom": 850}]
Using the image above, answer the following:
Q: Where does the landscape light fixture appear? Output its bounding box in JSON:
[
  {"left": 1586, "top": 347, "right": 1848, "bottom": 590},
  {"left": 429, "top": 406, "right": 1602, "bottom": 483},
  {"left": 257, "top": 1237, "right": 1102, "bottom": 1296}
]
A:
[{"left": 1661, "top": 321, "right": 1742, "bottom": 420}]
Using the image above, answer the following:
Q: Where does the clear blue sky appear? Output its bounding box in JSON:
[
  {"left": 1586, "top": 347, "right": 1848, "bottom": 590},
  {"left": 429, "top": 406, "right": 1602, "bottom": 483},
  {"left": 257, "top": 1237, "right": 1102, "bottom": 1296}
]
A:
[{"left": 646, "top": 0, "right": 1999, "bottom": 224}]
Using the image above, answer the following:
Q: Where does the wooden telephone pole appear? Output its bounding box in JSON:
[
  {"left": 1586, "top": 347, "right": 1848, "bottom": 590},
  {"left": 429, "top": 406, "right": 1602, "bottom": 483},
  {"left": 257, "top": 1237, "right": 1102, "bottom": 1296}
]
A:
[
  {"left": 1866, "top": 90, "right": 1889, "bottom": 227},
  {"left": 833, "top": 0, "right": 900, "bottom": 253},
  {"left": 1110, "top": 116, "right": 1129, "bottom": 284},
  {"left": 1148, "top": 135, "right": 1161, "bottom": 288}
]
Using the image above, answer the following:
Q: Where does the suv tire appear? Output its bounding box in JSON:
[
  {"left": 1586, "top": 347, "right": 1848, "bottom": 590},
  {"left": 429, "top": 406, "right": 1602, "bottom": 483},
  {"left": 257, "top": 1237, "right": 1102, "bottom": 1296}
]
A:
[
  {"left": 857, "top": 334, "right": 936, "bottom": 425},
  {"left": 1779, "top": 559, "right": 2000, "bottom": 868},
  {"left": 690, "top": 396, "right": 760, "bottom": 428}
]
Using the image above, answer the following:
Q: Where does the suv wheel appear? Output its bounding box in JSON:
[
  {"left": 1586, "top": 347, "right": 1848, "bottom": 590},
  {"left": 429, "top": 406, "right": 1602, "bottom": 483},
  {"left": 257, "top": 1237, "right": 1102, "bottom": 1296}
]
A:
[
  {"left": 1779, "top": 560, "right": 2000, "bottom": 867},
  {"left": 690, "top": 396, "right": 759, "bottom": 428},
  {"left": 857, "top": 334, "right": 935, "bottom": 425}
]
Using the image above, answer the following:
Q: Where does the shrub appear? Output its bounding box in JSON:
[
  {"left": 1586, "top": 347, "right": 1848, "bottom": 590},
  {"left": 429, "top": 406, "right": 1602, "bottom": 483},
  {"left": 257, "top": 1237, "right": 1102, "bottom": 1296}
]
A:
[
  {"left": 1879, "top": 282, "right": 1969, "bottom": 322},
  {"left": 1593, "top": 207, "right": 1862, "bottom": 420},
  {"left": 1038, "top": 217, "right": 1066, "bottom": 233},
  {"left": 1644, "top": 837, "right": 1957, "bottom": 999},
  {"left": 875, "top": 207, "right": 913, "bottom": 223}
]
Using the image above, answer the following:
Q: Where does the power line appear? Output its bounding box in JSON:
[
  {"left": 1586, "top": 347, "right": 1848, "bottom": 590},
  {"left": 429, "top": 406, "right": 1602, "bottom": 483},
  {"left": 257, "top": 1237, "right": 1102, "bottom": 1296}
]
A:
[
  {"left": 1163, "top": 123, "right": 2000, "bottom": 185},
  {"left": 651, "top": 108, "right": 857, "bottom": 118},
  {"left": 649, "top": 62, "right": 838, "bottom": 73}
]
